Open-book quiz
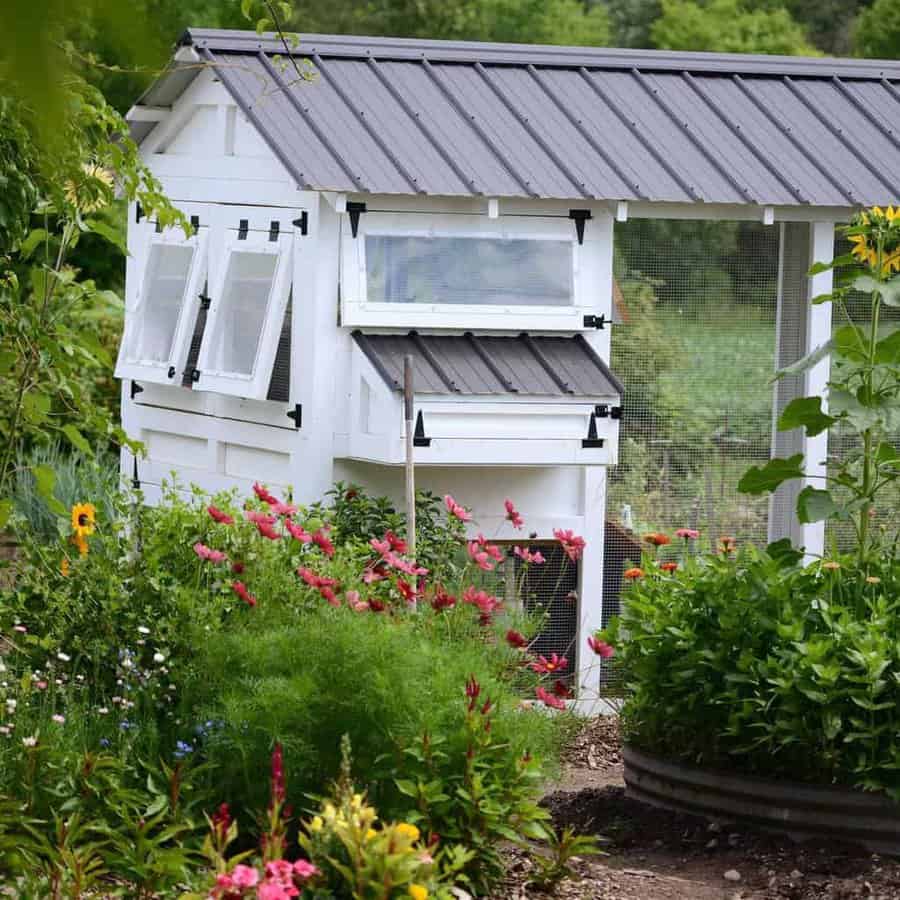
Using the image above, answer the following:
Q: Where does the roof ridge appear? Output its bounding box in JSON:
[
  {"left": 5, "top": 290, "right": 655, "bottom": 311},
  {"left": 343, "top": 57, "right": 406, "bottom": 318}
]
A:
[{"left": 183, "top": 28, "right": 900, "bottom": 80}]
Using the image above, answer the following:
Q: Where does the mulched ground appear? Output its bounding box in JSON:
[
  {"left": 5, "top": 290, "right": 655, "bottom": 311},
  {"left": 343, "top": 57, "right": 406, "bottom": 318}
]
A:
[{"left": 490, "top": 716, "right": 900, "bottom": 900}]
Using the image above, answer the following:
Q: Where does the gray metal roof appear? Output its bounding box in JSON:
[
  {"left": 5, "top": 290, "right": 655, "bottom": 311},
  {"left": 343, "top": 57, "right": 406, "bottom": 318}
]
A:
[
  {"left": 134, "top": 28, "right": 900, "bottom": 206},
  {"left": 352, "top": 331, "right": 623, "bottom": 398}
]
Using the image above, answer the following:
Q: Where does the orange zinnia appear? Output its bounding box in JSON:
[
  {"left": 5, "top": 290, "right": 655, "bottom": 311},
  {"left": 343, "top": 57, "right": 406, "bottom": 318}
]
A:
[
  {"left": 660, "top": 561, "right": 679, "bottom": 573},
  {"left": 624, "top": 567, "right": 645, "bottom": 580},
  {"left": 643, "top": 532, "right": 671, "bottom": 547}
]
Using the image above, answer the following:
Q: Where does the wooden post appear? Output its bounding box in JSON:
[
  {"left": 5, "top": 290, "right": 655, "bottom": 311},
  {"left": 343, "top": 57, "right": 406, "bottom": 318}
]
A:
[{"left": 403, "top": 354, "right": 416, "bottom": 562}]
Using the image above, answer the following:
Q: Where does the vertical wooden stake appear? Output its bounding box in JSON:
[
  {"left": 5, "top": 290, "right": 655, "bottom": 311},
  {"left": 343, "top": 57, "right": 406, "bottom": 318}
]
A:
[{"left": 404, "top": 354, "right": 416, "bottom": 563}]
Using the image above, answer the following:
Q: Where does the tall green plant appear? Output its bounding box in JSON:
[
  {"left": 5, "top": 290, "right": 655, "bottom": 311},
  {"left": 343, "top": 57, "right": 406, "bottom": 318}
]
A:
[{"left": 739, "top": 206, "right": 900, "bottom": 562}]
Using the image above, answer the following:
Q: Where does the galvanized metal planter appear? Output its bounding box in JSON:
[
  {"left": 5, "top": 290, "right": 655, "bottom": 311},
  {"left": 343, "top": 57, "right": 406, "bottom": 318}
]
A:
[{"left": 624, "top": 745, "right": 900, "bottom": 855}]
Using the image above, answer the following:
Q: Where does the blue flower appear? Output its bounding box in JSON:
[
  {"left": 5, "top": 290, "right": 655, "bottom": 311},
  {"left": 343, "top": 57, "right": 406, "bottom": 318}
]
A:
[
  {"left": 119, "top": 720, "right": 132, "bottom": 730},
  {"left": 174, "top": 740, "right": 194, "bottom": 760},
  {"left": 99, "top": 738, "right": 110, "bottom": 748}
]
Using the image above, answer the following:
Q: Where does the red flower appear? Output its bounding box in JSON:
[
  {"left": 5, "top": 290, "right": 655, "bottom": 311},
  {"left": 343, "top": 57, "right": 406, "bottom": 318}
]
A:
[
  {"left": 624, "top": 567, "right": 644, "bottom": 580},
  {"left": 430, "top": 586, "right": 457, "bottom": 612},
  {"left": 312, "top": 528, "right": 335, "bottom": 558},
  {"left": 384, "top": 530, "right": 408, "bottom": 554},
  {"left": 552, "top": 680, "right": 573, "bottom": 699},
  {"left": 362, "top": 564, "right": 387, "bottom": 584},
  {"left": 465, "top": 675, "right": 481, "bottom": 710},
  {"left": 643, "top": 532, "right": 671, "bottom": 547},
  {"left": 297, "top": 567, "right": 338, "bottom": 590},
  {"left": 397, "top": 579, "right": 420, "bottom": 604},
  {"left": 319, "top": 586, "right": 340, "bottom": 607},
  {"left": 462, "top": 586, "right": 503, "bottom": 618},
  {"left": 675, "top": 528, "right": 700, "bottom": 540},
  {"left": 660, "top": 561, "right": 679, "bottom": 573},
  {"left": 232, "top": 581, "right": 257, "bottom": 607},
  {"left": 504, "top": 499, "right": 524, "bottom": 530},
  {"left": 529, "top": 653, "right": 568, "bottom": 675},
  {"left": 505, "top": 629, "right": 528, "bottom": 649},
  {"left": 270, "top": 743, "right": 285, "bottom": 806},
  {"left": 285, "top": 520, "right": 312, "bottom": 543},
  {"left": 444, "top": 494, "right": 472, "bottom": 522},
  {"left": 255, "top": 520, "right": 282, "bottom": 541},
  {"left": 369, "top": 598, "right": 386, "bottom": 613},
  {"left": 514, "top": 545, "right": 545, "bottom": 565},
  {"left": 194, "top": 542, "right": 227, "bottom": 564},
  {"left": 207, "top": 505, "right": 234, "bottom": 525},
  {"left": 467, "top": 534, "right": 503, "bottom": 571},
  {"left": 553, "top": 529, "right": 586, "bottom": 562},
  {"left": 587, "top": 636, "right": 615, "bottom": 658},
  {"left": 246, "top": 510, "right": 277, "bottom": 526},
  {"left": 211, "top": 802, "right": 232, "bottom": 839},
  {"left": 232, "top": 561, "right": 245, "bottom": 574},
  {"left": 536, "top": 686, "right": 566, "bottom": 710},
  {"left": 253, "top": 482, "right": 279, "bottom": 506}
]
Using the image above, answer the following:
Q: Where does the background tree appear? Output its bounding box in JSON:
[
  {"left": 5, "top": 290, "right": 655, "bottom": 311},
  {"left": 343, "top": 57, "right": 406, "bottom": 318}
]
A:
[{"left": 855, "top": 0, "right": 900, "bottom": 59}]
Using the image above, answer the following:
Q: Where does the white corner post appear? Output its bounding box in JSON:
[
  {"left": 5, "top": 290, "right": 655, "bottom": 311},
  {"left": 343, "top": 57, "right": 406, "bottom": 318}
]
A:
[
  {"left": 769, "top": 220, "right": 834, "bottom": 558},
  {"left": 575, "top": 465, "right": 607, "bottom": 712}
]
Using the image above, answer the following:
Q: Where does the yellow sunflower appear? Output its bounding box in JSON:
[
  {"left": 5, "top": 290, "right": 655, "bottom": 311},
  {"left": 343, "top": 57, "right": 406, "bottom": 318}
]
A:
[
  {"left": 849, "top": 206, "right": 900, "bottom": 276},
  {"left": 63, "top": 163, "right": 114, "bottom": 214},
  {"left": 72, "top": 533, "right": 89, "bottom": 558},
  {"left": 71, "top": 502, "right": 96, "bottom": 538}
]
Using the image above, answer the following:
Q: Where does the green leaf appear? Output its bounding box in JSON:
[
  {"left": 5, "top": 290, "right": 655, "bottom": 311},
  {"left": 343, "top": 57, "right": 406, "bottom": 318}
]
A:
[
  {"left": 832, "top": 324, "right": 868, "bottom": 362},
  {"left": 874, "top": 327, "right": 900, "bottom": 365},
  {"left": 0, "top": 499, "right": 11, "bottom": 531},
  {"left": 31, "top": 464, "right": 55, "bottom": 499},
  {"left": 19, "top": 228, "right": 49, "bottom": 258},
  {"left": 852, "top": 273, "right": 900, "bottom": 307},
  {"left": 765, "top": 538, "right": 803, "bottom": 568},
  {"left": 738, "top": 454, "right": 804, "bottom": 495},
  {"left": 61, "top": 424, "right": 92, "bottom": 456},
  {"left": 777, "top": 396, "right": 836, "bottom": 437},
  {"left": 774, "top": 341, "right": 832, "bottom": 380},
  {"left": 84, "top": 218, "right": 128, "bottom": 256},
  {"left": 22, "top": 391, "right": 50, "bottom": 425},
  {"left": 796, "top": 486, "right": 839, "bottom": 524}
]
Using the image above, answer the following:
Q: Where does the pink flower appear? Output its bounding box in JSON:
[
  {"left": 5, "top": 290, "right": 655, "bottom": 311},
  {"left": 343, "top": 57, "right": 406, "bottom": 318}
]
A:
[
  {"left": 362, "top": 565, "right": 386, "bottom": 584},
  {"left": 255, "top": 520, "right": 282, "bottom": 541},
  {"left": 319, "top": 586, "right": 340, "bottom": 607},
  {"left": 675, "top": 528, "right": 700, "bottom": 540},
  {"left": 293, "top": 859, "right": 320, "bottom": 880},
  {"left": 246, "top": 510, "right": 277, "bottom": 526},
  {"left": 208, "top": 505, "right": 234, "bottom": 525},
  {"left": 383, "top": 550, "right": 428, "bottom": 577},
  {"left": 504, "top": 499, "right": 524, "bottom": 529},
  {"left": 312, "top": 528, "right": 335, "bottom": 558},
  {"left": 430, "top": 586, "right": 456, "bottom": 611},
  {"left": 462, "top": 587, "right": 503, "bottom": 618},
  {"left": 257, "top": 883, "right": 298, "bottom": 900},
  {"left": 536, "top": 686, "right": 567, "bottom": 710},
  {"left": 530, "top": 653, "right": 568, "bottom": 675},
  {"left": 514, "top": 545, "right": 544, "bottom": 565},
  {"left": 553, "top": 528, "right": 586, "bottom": 562},
  {"left": 297, "top": 567, "right": 338, "bottom": 590},
  {"left": 232, "top": 581, "right": 257, "bottom": 607},
  {"left": 264, "top": 860, "right": 294, "bottom": 884},
  {"left": 444, "top": 494, "right": 472, "bottom": 522},
  {"left": 370, "top": 536, "right": 391, "bottom": 555},
  {"left": 384, "top": 530, "right": 408, "bottom": 554},
  {"left": 467, "top": 535, "right": 502, "bottom": 571},
  {"left": 231, "top": 864, "right": 260, "bottom": 889},
  {"left": 397, "top": 579, "right": 420, "bottom": 604},
  {"left": 271, "top": 500, "right": 297, "bottom": 517},
  {"left": 253, "top": 482, "right": 279, "bottom": 506},
  {"left": 506, "top": 629, "right": 528, "bottom": 649},
  {"left": 285, "top": 520, "right": 311, "bottom": 543},
  {"left": 587, "top": 636, "right": 615, "bottom": 659},
  {"left": 194, "top": 542, "right": 228, "bottom": 564}
]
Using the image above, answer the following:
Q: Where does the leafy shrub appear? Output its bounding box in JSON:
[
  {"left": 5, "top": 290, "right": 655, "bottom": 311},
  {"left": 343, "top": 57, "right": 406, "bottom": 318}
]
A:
[{"left": 607, "top": 544, "right": 900, "bottom": 798}]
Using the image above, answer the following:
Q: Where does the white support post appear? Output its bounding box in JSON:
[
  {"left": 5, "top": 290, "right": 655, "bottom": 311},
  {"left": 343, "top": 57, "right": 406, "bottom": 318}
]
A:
[
  {"left": 769, "top": 221, "right": 833, "bottom": 558},
  {"left": 575, "top": 465, "right": 607, "bottom": 712}
]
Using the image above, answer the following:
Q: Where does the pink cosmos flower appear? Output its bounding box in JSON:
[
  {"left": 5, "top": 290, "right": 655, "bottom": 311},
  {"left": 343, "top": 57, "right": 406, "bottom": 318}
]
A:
[
  {"left": 319, "top": 586, "right": 340, "bottom": 607},
  {"left": 293, "top": 859, "right": 320, "bottom": 880},
  {"left": 232, "top": 581, "right": 257, "bottom": 607},
  {"left": 253, "top": 482, "right": 279, "bottom": 506},
  {"left": 553, "top": 528, "right": 586, "bottom": 562},
  {"left": 383, "top": 551, "right": 428, "bottom": 577},
  {"left": 536, "top": 686, "right": 567, "bottom": 710},
  {"left": 362, "top": 565, "right": 386, "bottom": 584},
  {"left": 285, "top": 520, "right": 312, "bottom": 543},
  {"left": 271, "top": 500, "right": 298, "bottom": 517},
  {"left": 514, "top": 545, "right": 545, "bottom": 565},
  {"left": 397, "top": 579, "right": 420, "bottom": 604},
  {"left": 529, "top": 653, "right": 568, "bottom": 675},
  {"left": 207, "top": 505, "right": 234, "bottom": 525},
  {"left": 370, "top": 536, "right": 391, "bottom": 556},
  {"left": 467, "top": 535, "right": 502, "bottom": 571},
  {"left": 430, "top": 586, "right": 457, "bottom": 611},
  {"left": 587, "top": 636, "right": 615, "bottom": 658},
  {"left": 504, "top": 499, "right": 524, "bottom": 529},
  {"left": 297, "top": 567, "right": 338, "bottom": 589},
  {"left": 444, "top": 494, "right": 472, "bottom": 522},
  {"left": 462, "top": 587, "right": 503, "bottom": 618},
  {"left": 246, "top": 510, "right": 277, "bottom": 526},
  {"left": 675, "top": 528, "right": 700, "bottom": 540},
  {"left": 384, "top": 530, "right": 408, "bottom": 554},
  {"left": 312, "top": 528, "right": 335, "bottom": 558},
  {"left": 255, "top": 520, "right": 282, "bottom": 541},
  {"left": 194, "top": 542, "right": 228, "bottom": 564},
  {"left": 506, "top": 629, "right": 528, "bottom": 649}
]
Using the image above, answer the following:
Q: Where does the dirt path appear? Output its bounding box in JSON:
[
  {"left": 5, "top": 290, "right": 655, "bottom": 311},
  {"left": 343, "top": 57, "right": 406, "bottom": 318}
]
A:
[{"left": 494, "top": 717, "right": 900, "bottom": 900}]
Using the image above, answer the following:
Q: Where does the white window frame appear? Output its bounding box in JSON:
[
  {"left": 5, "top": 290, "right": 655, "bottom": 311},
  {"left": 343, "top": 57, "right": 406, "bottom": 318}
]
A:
[
  {"left": 340, "top": 211, "right": 590, "bottom": 331},
  {"left": 195, "top": 208, "right": 297, "bottom": 400},
  {"left": 115, "top": 219, "right": 209, "bottom": 386}
]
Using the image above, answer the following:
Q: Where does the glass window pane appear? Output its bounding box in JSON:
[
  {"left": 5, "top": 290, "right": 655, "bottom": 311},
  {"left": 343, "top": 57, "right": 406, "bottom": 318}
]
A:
[
  {"left": 206, "top": 250, "right": 278, "bottom": 377},
  {"left": 127, "top": 243, "right": 194, "bottom": 363},
  {"left": 365, "top": 235, "right": 573, "bottom": 306}
]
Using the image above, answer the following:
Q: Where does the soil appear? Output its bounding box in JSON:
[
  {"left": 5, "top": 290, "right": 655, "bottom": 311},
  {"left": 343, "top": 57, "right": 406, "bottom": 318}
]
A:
[{"left": 491, "top": 716, "right": 900, "bottom": 900}]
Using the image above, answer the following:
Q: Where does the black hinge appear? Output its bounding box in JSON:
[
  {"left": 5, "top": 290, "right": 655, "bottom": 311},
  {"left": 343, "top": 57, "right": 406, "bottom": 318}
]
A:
[
  {"left": 135, "top": 201, "right": 144, "bottom": 223},
  {"left": 569, "top": 208, "right": 593, "bottom": 245},
  {"left": 581, "top": 413, "right": 605, "bottom": 449},
  {"left": 292, "top": 212, "right": 308, "bottom": 235},
  {"left": 190, "top": 215, "right": 200, "bottom": 234},
  {"left": 167, "top": 366, "right": 176, "bottom": 379},
  {"left": 269, "top": 221, "right": 280, "bottom": 242},
  {"left": 583, "top": 314, "right": 606, "bottom": 329},
  {"left": 237, "top": 219, "right": 249, "bottom": 240},
  {"left": 286, "top": 404, "right": 302, "bottom": 429},
  {"left": 130, "top": 380, "right": 144, "bottom": 400},
  {"left": 189, "top": 368, "right": 201, "bottom": 383},
  {"left": 413, "top": 410, "right": 431, "bottom": 447},
  {"left": 594, "top": 403, "right": 609, "bottom": 418},
  {"left": 610, "top": 405, "right": 623, "bottom": 420},
  {"left": 347, "top": 202, "right": 367, "bottom": 239},
  {"left": 199, "top": 291, "right": 212, "bottom": 311}
]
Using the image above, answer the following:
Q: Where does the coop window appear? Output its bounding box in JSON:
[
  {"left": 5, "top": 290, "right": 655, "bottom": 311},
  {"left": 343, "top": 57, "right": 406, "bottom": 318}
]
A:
[
  {"left": 341, "top": 211, "right": 595, "bottom": 330},
  {"left": 115, "top": 226, "right": 208, "bottom": 386},
  {"left": 195, "top": 218, "right": 294, "bottom": 401}
]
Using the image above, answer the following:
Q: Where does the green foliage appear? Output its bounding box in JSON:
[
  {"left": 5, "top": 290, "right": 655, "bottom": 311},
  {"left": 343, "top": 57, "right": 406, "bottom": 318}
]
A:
[
  {"left": 607, "top": 547, "right": 900, "bottom": 798},
  {"left": 651, "top": 0, "right": 819, "bottom": 54},
  {"left": 854, "top": 0, "right": 900, "bottom": 60},
  {"left": 527, "top": 826, "right": 604, "bottom": 891}
]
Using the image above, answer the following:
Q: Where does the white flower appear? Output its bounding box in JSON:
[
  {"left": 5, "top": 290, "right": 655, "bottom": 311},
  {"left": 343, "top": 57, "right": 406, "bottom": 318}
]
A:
[
  {"left": 51, "top": 714, "right": 65, "bottom": 724},
  {"left": 122, "top": 659, "right": 134, "bottom": 669},
  {"left": 137, "top": 626, "right": 150, "bottom": 635},
  {"left": 0, "top": 661, "right": 6, "bottom": 673},
  {"left": 97, "top": 707, "right": 109, "bottom": 715},
  {"left": 22, "top": 736, "right": 37, "bottom": 747},
  {"left": 153, "top": 652, "right": 165, "bottom": 664},
  {"left": 13, "top": 625, "right": 27, "bottom": 633},
  {"left": 5, "top": 699, "right": 16, "bottom": 710},
  {"left": 57, "top": 652, "right": 71, "bottom": 662}
]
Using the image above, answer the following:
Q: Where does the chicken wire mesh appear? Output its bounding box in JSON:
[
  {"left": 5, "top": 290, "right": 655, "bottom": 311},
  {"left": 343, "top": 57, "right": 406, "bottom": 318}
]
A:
[{"left": 603, "top": 218, "right": 783, "bottom": 621}]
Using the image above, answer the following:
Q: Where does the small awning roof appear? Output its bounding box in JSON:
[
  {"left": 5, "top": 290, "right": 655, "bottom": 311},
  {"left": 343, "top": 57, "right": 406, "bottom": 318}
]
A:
[{"left": 352, "top": 331, "right": 622, "bottom": 398}]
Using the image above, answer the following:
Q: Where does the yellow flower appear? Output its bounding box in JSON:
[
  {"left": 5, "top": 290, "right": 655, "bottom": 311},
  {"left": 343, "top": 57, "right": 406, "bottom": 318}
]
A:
[
  {"left": 396, "top": 823, "right": 420, "bottom": 842},
  {"left": 309, "top": 816, "right": 323, "bottom": 833},
  {"left": 72, "top": 533, "right": 89, "bottom": 558},
  {"left": 849, "top": 206, "right": 900, "bottom": 276},
  {"left": 366, "top": 827, "right": 378, "bottom": 840},
  {"left": 409, "top": 886, "right": 428, "bottom": 900},
  {"left": 63, "top": 163, "right": 114, "bottom": 213},
  {"left": 71, "top": 502, "right": 96, "bottom": 538}
]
